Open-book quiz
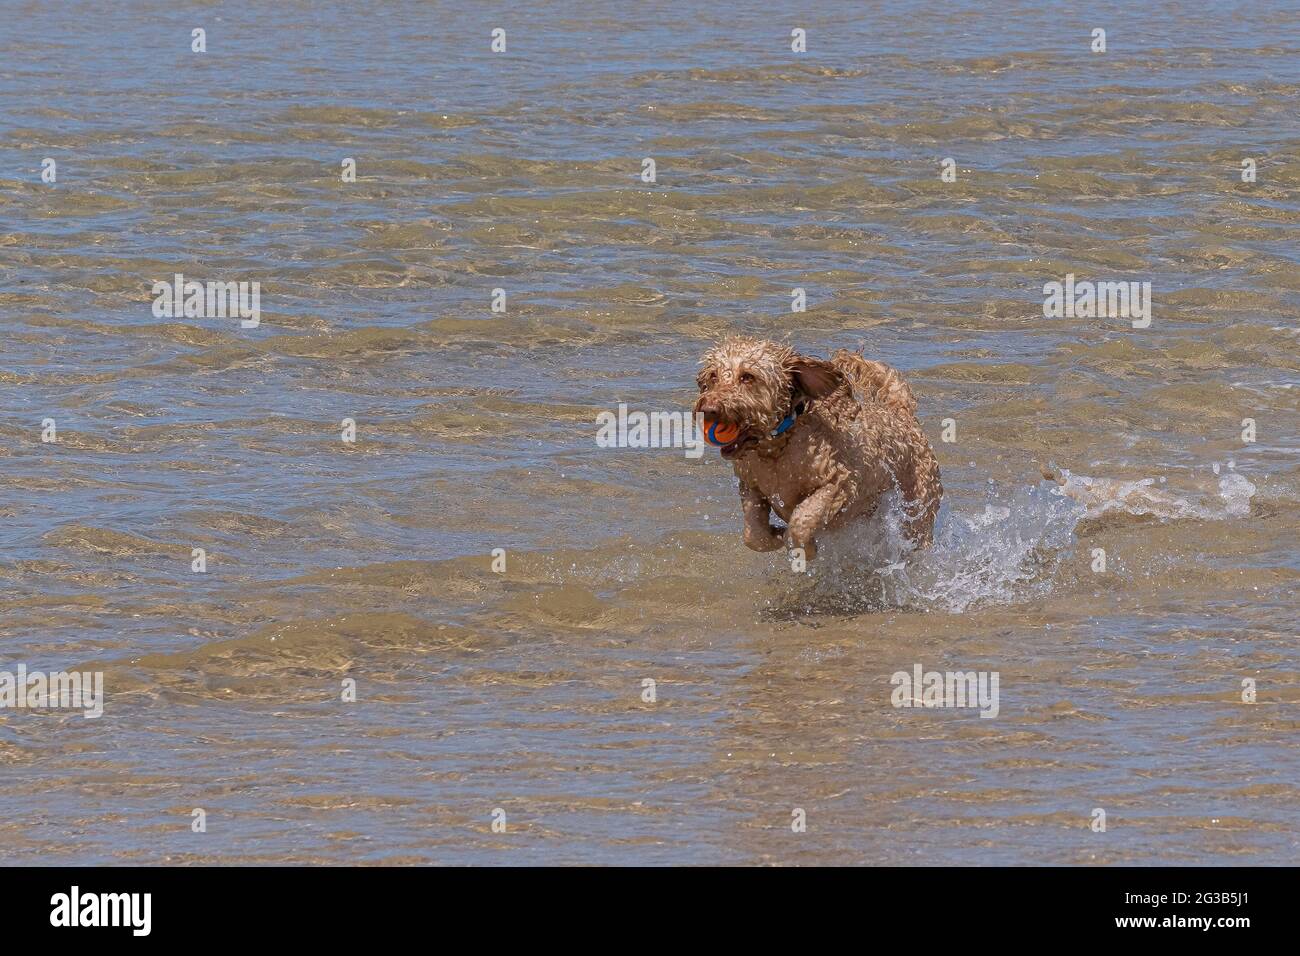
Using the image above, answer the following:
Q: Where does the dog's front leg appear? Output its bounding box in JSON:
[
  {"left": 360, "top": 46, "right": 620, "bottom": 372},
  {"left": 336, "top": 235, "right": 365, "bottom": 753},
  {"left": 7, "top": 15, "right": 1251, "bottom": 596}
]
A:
[
  {"left": 785, "top": 480, "right": 849, "bottom": 562},
  {"left": 739, "top": 482, "right": 785, "bottom": 552}
]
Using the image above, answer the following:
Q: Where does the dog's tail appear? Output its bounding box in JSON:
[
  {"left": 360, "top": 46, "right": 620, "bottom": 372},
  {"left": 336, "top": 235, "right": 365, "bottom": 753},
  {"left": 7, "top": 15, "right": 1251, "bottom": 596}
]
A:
[{"left": 830, "top": 349, "right": 918, "bottom": 418}]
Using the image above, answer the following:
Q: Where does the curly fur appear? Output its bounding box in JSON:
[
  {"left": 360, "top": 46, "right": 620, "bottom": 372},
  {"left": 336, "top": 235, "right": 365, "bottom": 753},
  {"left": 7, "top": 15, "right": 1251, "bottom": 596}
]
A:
[{"left": 694, "top": 336, "right": 942, "bottom": 560}]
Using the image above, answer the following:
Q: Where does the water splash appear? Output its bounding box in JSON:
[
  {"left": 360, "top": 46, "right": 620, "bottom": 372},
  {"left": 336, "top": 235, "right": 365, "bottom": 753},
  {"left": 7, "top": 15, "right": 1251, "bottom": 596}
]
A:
[
  {"left": 770, "top": 463, "right": 1256, "bottom": 615},
  {"left": 779, "top": 483, "right": 1082, "bottom": 614}
]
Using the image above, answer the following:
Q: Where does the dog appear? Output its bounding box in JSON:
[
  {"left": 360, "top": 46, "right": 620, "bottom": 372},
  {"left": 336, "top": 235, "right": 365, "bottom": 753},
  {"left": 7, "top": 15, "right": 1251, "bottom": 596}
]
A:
[{"left": 694, "top": 337, "right": 942, "bottom": 561}]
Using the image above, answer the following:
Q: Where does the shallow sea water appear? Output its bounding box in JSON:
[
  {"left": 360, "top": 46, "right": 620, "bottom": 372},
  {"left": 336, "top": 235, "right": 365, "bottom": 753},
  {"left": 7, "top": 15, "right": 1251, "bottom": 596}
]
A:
[{"left": 0, "top": 2, "right": 1297, "bottom": 864}]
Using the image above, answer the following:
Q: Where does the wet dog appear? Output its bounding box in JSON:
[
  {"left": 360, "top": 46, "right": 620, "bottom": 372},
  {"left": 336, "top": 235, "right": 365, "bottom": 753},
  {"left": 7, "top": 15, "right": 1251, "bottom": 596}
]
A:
[{"left": 694, "top": 337, "right": 942, "bottom": 561}]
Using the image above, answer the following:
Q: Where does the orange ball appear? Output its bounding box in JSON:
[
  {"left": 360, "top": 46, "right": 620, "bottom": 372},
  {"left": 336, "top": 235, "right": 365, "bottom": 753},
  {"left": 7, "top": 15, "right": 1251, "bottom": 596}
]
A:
[{"left": 704, "top": 420, "right": 740, "bottom": 446}]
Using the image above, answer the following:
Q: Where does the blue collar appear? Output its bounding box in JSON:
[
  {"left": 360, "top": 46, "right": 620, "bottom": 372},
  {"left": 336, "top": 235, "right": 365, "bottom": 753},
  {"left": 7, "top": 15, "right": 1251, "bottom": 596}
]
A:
[{"left": 770, "top": 400, "right": 806, "bottom": 438}]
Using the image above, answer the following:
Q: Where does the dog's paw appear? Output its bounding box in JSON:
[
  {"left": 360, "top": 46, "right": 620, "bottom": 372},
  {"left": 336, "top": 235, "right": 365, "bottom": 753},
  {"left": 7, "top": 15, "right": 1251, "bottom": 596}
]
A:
[{"left": 744, "top": 526, "right": 786, "bottom": 552}]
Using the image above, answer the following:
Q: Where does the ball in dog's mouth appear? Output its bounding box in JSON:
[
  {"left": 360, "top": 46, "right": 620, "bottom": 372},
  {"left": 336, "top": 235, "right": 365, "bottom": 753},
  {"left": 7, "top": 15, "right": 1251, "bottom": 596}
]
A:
[
  {"left": 703, "top": 419, "right": 739, "bottom": 445},
  {"left": 702, "top": 418, "right": 755, "bottom": 459}
]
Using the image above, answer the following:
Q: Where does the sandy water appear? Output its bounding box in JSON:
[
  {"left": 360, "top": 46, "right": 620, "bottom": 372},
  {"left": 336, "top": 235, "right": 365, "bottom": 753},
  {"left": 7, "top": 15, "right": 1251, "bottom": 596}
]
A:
[{"left": 0, "top": 2, "right": 1297, "bottom": 864}]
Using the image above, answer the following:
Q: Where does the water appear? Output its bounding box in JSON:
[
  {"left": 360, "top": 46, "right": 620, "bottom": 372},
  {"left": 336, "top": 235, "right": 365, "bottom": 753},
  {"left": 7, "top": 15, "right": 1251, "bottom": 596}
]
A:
[{"left": 0, "top": 1, "right": 1297, "bottom": 864}]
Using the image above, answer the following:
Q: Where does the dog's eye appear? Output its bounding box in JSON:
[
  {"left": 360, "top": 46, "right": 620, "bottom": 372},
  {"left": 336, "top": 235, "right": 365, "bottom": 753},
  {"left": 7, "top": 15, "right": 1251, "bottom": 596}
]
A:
[{"left": 739, "top": 372, "right": 755, "bottom": 384}]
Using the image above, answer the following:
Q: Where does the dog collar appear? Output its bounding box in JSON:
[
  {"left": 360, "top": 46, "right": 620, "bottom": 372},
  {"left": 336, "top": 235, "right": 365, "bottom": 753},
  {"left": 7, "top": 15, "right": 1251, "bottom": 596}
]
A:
[{"left": 770, "top": 400, "right": 806, "bottom": 438}]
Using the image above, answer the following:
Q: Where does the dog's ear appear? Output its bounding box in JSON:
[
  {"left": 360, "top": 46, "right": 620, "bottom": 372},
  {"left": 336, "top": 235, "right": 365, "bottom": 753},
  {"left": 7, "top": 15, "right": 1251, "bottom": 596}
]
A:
[{"left": 788, "top": 356, "right": 843, "bottom": 399}]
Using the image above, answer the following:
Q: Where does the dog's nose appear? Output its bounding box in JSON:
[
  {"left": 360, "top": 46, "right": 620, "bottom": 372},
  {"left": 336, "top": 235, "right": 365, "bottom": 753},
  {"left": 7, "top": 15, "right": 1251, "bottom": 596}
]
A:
[{"left": 697, "top": 401, "right": 719, "bottom": 417}]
